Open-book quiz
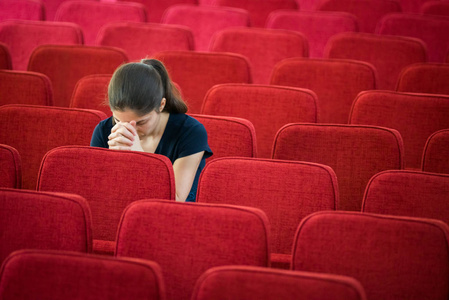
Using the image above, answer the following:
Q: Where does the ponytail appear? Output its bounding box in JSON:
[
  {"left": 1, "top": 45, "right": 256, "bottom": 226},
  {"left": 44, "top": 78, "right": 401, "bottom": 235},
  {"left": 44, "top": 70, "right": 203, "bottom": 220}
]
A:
[{"left": 141, "top": 59, "right": 188, "bottom": 114}]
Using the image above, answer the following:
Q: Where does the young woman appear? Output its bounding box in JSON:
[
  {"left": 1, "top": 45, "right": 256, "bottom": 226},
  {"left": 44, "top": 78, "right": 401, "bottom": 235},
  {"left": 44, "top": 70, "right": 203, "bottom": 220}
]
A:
[{"left": 90, "top": 59, "right": 212, "bottom": 202}]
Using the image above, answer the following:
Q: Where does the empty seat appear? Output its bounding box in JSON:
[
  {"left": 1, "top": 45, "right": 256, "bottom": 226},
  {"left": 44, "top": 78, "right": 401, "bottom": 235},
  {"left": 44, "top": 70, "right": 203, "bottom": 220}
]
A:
[
  {"left": 266, "top": 10, "right": 359, "bottom": 58},
  {"left": 153, "top": 51, "right": 251, "bottom": 113},
  {"left": 210, "top": 27, "right": 308, "bottom": 84},
  {"left": 420, "top": 1, "right": 449, "bottom": 16},
  {"left": 96, "top": 22, "right": 194, "bottom": 61},
  {"left": 42, "top": 0, "right": 96, "bottom": 21},
  {"left": 197, "top": 157, "right": 338, "bottom": 269},
  {"left": 201, "top": 84, "right": 318, "bottom": 158},
  {"left": 0, "top": 70, "right": 53, "bottom": 106},
  {"left": 209, "top": 0, "right": 297, "bottom": 27},
  {"left": 318, "top": 0, "right": 401, "bottom": 33},
  {"left": 0, "top": 0, "right": 45, "bottom": 21},
  {"left": 70, "top": 74, "right": 111, "bottom": 118},
  {"left": 192, "top": 266, "right": 367, "bottom": 300},
  {"left": 396, "top": 0, "right": 435, "bottom": 13},
  {"left": 270, "top": 58, "right": 377, "bottom": 124},
  {"left": 189, "top": 114, "right": 257, "bottom": 159},
  {"left": 396, "top": 63, "right": 449, "bottom": 94},
  {"left": 0, "top": 250, "right": 164, "bottom": 300},
  {"left": 28, "top": 45, "right": 127, "bottom": 107},
  {"left": 0, "top": 144, "right": 21, "bottom": 189},
  {"left": 292, "top": 211, "right": 449, "bottom": 300},
  {"left": 55, "top": 1, "right": 147, "bottom": 45},
  {"left": 0, "top": 105, "right": 107, "bottom": 190},
  {"left": 349, "top": 90, "right": 449, "bottom": 169},
  {"left": 362, "top": 170, "right": 449, "bottom": 224},
  {"left": 272, "top": 123, "right": 404, "bottom": 211},
  {"left": 116, "top": 200, "right": 270, "bottom": 300},
  {"left": 37, "top": 146, "right": 175, "bottom": 255},
  {"left": 119, "top": 0, "right": 197, "bottom": 23},
  {"left": 162, "top": 5, "right": 249, "bottom": 51},
  {"left": 0, "top": 188, "right": 92, "bottom": 264},
  {"left": 325, "top": 32, "right": 427, "bottom": 90},
  {"left": 377, "top": 13, "right": 449, "bottom": 62},
  {"left": 0, "top": 20, "right": 83, "bottom": 70},
  {"left": 422, "top": 129, "right": 449, "bottom": 174},
  {"left": 0, "top": 42, "right": 11, "bottom": 69}
]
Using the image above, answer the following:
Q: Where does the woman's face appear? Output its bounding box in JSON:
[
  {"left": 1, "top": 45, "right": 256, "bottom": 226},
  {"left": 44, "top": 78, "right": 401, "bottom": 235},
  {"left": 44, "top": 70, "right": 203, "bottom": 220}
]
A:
[{"left": 112, "top": 109, "right": 161, "bottom": 138}]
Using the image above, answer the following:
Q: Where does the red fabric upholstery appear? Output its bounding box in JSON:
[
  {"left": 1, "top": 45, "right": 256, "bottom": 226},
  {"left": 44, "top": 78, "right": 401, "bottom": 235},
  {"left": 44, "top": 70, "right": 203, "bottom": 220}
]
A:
[
  {"left": 295, "top": 0, "right": 324, "bottom": 10},
  {"left": 270, "top": 58, "right": 377, "bottom": 124},
  {"left": 396, "top": 0, "right": 435, "bottom": 13},
  {"left": 396, "top": 63, "right": 449, "bottom": 94},
  {"left": 266, "top": 11, "right": 358, "bottom": 58},
  {"left": 325, "top": 32, "right": 427, "bottom": 90},
  {"left": 273, "top": 124, "right": 404, "bottom": 211},
  {"left": 318, "top": 0, "right": 401, "bottom": 33},
  {"left": 116, "top": 199, "right": 270, "bottom": 300},
  {"left": 0, "top": 0, "right": 44, "bottom": 21},
  {"left": 362, "top": 170, "right": 449, "bottom": 224},
  {"left": 0, "top": 42, "right": 11, "bottom": 69},
  {"left": 0, "top": 20, "right": 82, "bottom": 70},
  {"left": 70, "top": 74, "right": 111, "bottom": 118},
  {"left": 349, "top": 90, "right": 449, "bottom": 169},
  {"left": 292, "top": 211, "right": 449, "bottom": 300},
  {"left": 422, "top": 129, "right": 449, "bottom": 174},
  {"left": 0, "top": 250, "right": 165, "bottom": 300},
  {"left": 197, "top": 157, "right": 338, "bottom": 269},
  {"left": 97, "top": 22, "right": 194, "bottom": 61},
  {"left": 420, "top": 1, "right": 449, "bottom": 16},
  {"left": 210, "top": 0, "right": 297, "bottom": 27},
  {"left": 0, "top": 188, "right": 92, "bottom": 264},
  {"left": 0, "top": 144, "right": 21, "bottom": 189},
  {"left": 189, "top": 114, "right": 257, "bottom": 159},
  {"left": 0, "top": 105, "right": 106, "bottom": 190},
  {"left": 377, "top": 13, "right": 449, "bottom": 62},
  {"left": 202, "top": 84, "right": 318, "bottom": 158},
  {"left": 37, "top": 146, "right": 175, "bottom": 254},
  {"left": 28, "top": 45, "right": 127, "bottom": 107},
  {"left": 210, "top": 27, "right": 308, "bottom": 84},
  {"left": 162, "top": 5, "right": 249, "bottom": 51},
  {"left": 42, "top": 0, "right": 96, "bottom": 21},
  {"left": 119, "top": 0, "right": 197, "bottom": 23},
  {"left": 0, "top": 70, "right": 52, "bottom": 106},
  {"left": 192, "top": 266, "right": 367, "bottom": 300},
  {"left": 55, "top": 1, "right": 147, "bottom": 45},
  {"left": 153, "top": 51, "right": 251, "bottom": 113}
]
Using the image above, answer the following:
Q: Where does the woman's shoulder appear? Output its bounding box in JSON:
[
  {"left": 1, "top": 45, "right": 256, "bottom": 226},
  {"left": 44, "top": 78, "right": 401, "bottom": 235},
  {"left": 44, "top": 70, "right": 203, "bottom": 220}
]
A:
[{"left": 170, "top": 113, "right": 204, "bottom": 131}]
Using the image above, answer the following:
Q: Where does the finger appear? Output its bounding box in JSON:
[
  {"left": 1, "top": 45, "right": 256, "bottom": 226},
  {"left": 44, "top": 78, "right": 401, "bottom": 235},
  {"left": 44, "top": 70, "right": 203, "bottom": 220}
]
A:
[
  {"left": 108, "top": 136, "right": 134, "bottom": 146},
  {"left": 110, "top": 124, "right": 135, "bottom": 141},
  {"left": 109, "top": 145, "right": 132, "bottom": 151}
]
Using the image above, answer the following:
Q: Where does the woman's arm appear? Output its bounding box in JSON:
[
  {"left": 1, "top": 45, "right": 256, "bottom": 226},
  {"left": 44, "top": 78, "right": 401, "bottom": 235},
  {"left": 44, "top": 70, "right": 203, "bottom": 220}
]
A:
[{"left": 173, "top": 151, "right": 204, "bottom": 202}]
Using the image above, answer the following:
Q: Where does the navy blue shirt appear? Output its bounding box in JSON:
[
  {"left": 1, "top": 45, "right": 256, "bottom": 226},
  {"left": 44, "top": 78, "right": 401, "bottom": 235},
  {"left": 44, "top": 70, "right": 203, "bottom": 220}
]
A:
[{"left": 90, "top": 113, "right": 213, "bottom": 202}]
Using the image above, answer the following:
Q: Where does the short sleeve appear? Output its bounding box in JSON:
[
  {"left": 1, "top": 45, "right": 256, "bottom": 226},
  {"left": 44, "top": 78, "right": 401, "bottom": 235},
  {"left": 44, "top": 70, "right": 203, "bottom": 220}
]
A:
[
  {"left": 90, "top": 118, "right": 111, "bottom": 148},
  {"left": 177, "top": 121, "right": 213, "bottom": 160}
]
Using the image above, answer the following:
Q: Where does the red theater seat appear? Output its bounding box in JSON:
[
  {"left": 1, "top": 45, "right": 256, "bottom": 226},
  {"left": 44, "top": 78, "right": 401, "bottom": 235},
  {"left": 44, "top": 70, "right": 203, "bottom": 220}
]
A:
[
  {"left": 192, "top": 266, "right": 367, "bottom": 300},
  {"left": 42, "top": 0, "right": 96, "bottom": 21},
  {"left": 0, "top": 144, "right": 21, "bottom": 189},
  {"left": 396, "top": 63, "right": 449, "bottom": 95},
  {"left": 197, "top": 157, "right": 338, "bottom": 269},
  {"left": 272, "top": 123, "right": 404, "bottom": 211},
  {"left": 37, "top": 146, "right": 175, "bottom": 255},
  {"left": 397, "top": 0, "right": 435, "bottom": 13},
  {"left": 70, "top": 74, "right": 111, "bottom": 118},
  {"left": 118, "top": 0, "right": 197, "bottom": 23},
  {"left": 116, "top": 200, "right": 270, "bottom": 300},
  {"left": 422, "top": 129, "right": 449, "bottom": 174},
  {"left": 0, "top": 105, "right": 106, "bottom": 190},
  {"left": 202, "top": 84, "right": 317, "bottom": 158},
  {"left": 420, "top": 0, "right": 449, "bottom": 16},
  {"left": 0, "top": 250, "right": 164, "bottom": 300},
  {"left": 0, "top": 42, "right": 11, "bottom": 69},
  {"left": 292, "top": 211, "right": 449, "bottom": 300},
  {"left": 0, "top": 188, "right": 92, "bottom": 264},
  {"left": 0, "top": 0, "right": 44, "bottom": 21}
]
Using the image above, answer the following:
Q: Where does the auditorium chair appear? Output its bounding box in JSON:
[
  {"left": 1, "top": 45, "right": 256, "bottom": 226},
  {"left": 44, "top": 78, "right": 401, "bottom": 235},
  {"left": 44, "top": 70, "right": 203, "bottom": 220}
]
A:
[
  {"left": 422, "top": 129, "right": 449, "bottom": 174},
  {"left": 0, "top": 144, "right": 21, "bottom": 189},
  {"left": 116, "top": 199, "right": 270, "bottom": 300},
  {"left": 292, "top": 211, "right": 449, "bottom": 300},
  {"left": 0, "top": 188, "right": 92, "bottom": 264},
  {"left": 272, "top": 123, "right": 404, "bottom": 211},
  {"left": 0, "top": 42, "right": 11, "bottom": 69},
  {"left": 197, "top": 157, "right": 338, "bottom": 269},
  {"left": 70, "top": 74, "right": 111, "bottom": 118},
  {"left": 37, "top": 146, "right": 175, "bottom": 255},
  {"left": 118, "top": 0, "right": 196, "bottom": 23},
  {"left": 210, "top": 27, "right": 308, "bottom": 84},
  {"left": 397, "top": 0, "right": 435, "bottom": 13},
  {"left": 266, "top": 10, "right": 358, "bottom": 58},
  {"left": 0, "top": 70, "right": 53, "bottom": 106},
  {"left": 0, "top": 0, "right": 45, "bottom": 21},
  {"left": 420, "top": 0, "right": 449, "bottom": 16},
  {"left": 396, "top": 63, "right": 449, "bottom": 95},
  {"left": 349, "top": 90, "right": 449, "bottom": 169},
  {"left": 201, "top": 84, "right": 318, "bottom": 158},
  {"left": 42, "top": 0, "right": 96, "bottom": 21},
  {"left": 0, "top": 105, "right": 106, "bottom": 190}
]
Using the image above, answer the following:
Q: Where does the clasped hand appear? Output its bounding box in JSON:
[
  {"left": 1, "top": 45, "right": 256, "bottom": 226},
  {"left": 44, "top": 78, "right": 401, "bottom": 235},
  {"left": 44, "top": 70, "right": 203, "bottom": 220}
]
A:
[{"left": 108, "top": 121, "right": 143, "bottom": 151}]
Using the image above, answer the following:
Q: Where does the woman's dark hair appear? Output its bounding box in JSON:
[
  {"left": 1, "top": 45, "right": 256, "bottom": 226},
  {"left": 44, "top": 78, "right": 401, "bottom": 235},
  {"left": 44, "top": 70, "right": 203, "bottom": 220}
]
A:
[{"left": 108, "top": 59, "right": 187, "bottom": 116}]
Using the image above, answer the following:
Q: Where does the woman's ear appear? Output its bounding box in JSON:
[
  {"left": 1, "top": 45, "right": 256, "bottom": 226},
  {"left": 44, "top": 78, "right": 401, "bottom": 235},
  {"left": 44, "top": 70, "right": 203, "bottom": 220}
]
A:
[{"left": 160, "top": 98, "right": 167, "bottom": 112}]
